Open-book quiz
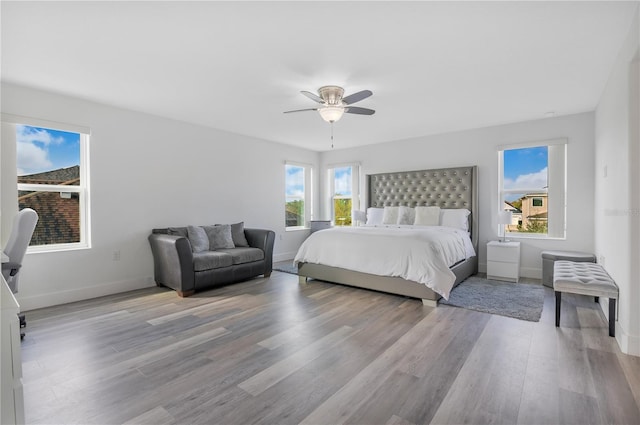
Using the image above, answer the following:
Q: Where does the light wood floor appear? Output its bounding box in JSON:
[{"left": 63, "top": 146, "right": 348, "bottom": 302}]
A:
[{"left": 20, "top": 271, "right": 640, "bottom": 425}]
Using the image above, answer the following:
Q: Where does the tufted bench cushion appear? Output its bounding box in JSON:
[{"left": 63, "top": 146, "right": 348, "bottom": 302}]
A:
[
  {"left": 541, "top": 250, "right": 596, "bottom": 287},
  {"left": 553, "top": 260, "right": 618, "bottom": 336},
  {"left": 553, "top": 261, "right": 618, "bottom": 298}
]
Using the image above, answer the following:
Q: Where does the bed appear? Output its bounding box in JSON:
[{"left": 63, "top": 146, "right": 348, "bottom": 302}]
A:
[{"left": 295, "top": 165, "right": 478, "bottom": 306}]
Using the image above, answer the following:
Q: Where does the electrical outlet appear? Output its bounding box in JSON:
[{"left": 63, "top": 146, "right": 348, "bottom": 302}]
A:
[
  {"left": 599, "top": 255, "right": 605, "bottom": 266},
  {"left": 112, "top": 249, "right": 121, "bottom": 261}
]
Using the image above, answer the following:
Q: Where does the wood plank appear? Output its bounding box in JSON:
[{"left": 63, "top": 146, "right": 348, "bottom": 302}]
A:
[
  {"left": 587, "top": 348, "right": 640, "bottom": 424},
  {"left": 18, "top": 274, "right": 640, "bottom": 425},
  {"left": 238, "top": 325, "right": 358, "bottom": 396}
]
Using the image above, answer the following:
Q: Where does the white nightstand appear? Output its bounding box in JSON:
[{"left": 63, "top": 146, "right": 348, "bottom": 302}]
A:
[{"left": 487, "top": 241, "right": 521, "bottom": 282}]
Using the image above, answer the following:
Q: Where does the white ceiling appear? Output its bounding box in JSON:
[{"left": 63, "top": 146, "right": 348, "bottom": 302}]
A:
[{"left": 1, "top": 1, "right": 637, "bottom": 152}]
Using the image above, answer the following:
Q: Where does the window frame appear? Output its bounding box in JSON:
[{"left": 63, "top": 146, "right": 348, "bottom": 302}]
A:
[
  {"left": 284, "top": 161, "right": 313, "bottom": 231},
  {"left": 498, "top": 138, "right": 566, "bottom": 240},
  {"left": 3, "top": 114, "right": 92, "bottom": 252},
  {"left": 327, "top": 162, "right": 360, "bottom": 226}
]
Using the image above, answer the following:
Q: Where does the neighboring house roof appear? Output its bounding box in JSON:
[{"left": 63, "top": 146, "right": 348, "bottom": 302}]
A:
[
  {"left": 503, "top": 201, "right": 521, "bottom": 213},
  {"left": 18, "top": 165, "right": 80, "bottom": 185},
  {"left": 18, "top": 166, "right": 81, "bottom": 246},
  {"left": 520, "top": 193, "right": 547, "bottom": 199},
  {"left": 528, "top": 211, "right": 548, "bottom": 219}
]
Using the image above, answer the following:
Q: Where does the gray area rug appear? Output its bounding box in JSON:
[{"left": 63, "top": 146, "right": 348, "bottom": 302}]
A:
[
  {"left": 440, "top": 276, "right": 545, "bottom": 322},
  {"left": 273, "top": 261, "right": 298, "bottom": 275}
]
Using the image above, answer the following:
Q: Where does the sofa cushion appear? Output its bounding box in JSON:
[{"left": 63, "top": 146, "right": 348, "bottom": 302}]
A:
[
  {"left": 187, "top": 225, "right": 209, "bottom": 252},
  {"left": 203, "top": 225, "right": 235, "bottom": 249},
  {"left": 192, "top": 251, "right": 233, "bottom": 271},
  {"left": 167, "top": 227, "right": 188, "bottom": 237},
  {"left": 215, "top": 247, "right": 264, "bottom": 265}
]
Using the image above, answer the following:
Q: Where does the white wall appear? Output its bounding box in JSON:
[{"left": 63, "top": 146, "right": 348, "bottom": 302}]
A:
[
  {"left": 1, "top": 83, "right": 319, "bottom": 310},
  {"left": 594, "top": 7, "right": 640, "bottom": 356},
  {"left": 320, "top": 112, "right": 596, "bottom": 279}
]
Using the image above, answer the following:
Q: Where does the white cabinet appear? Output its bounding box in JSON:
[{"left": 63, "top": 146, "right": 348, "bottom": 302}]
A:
[
  {"left": 1, "top": 277, "right": 24, "bottom": 425},
  {"left": 487, "top": 241, "right": 521, "bottom": 282}
]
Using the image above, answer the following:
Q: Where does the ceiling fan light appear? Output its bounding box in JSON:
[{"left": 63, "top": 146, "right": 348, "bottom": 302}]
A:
[{"left": 319, "top": 106, "right": 344, "bottom": 123}]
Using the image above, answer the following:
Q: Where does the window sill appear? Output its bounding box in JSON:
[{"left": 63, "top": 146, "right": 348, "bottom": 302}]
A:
[
  {"left": 504, "top": 234, "right": 566, "bottom": 241},
  {"left": 285, "top": 227, "right": 310, "bottom": 232},
  {"left": 27, "top": 243, "right": 91, "bottom": 254}
]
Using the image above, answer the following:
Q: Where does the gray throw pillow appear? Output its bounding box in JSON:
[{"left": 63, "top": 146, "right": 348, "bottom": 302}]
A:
[
  {"left": 214, "top": 222, "right": 249, "bottom": 247},
  {"left": 187, "top": 225, "right": 209, "bottom": 252},
  {"left": 204, "top": 224, "right": 235, "bottom": 250},
  {"left": 230, "top": 222, "right": 249, "bottom": 247}
]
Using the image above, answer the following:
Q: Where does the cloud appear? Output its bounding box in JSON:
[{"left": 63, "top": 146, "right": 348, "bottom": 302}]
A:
[
  {"left": 286, "top": 166, "right": 304, "bottom": 197},
  {"left": 16, "top": 125, "right": 63, "bottom": 175},
  {"left": 334, "top": 168, "right": 352, "bottom": 196},
  {"left": 504, "top": 167, "right": 548, "bottom": 190},
  {"left": 17, "top": 139, "right": 52, "bottom": 175}
]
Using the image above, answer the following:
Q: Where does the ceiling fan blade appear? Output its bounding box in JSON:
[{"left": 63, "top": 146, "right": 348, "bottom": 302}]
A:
[
  {"left": 283, "top": 108, "right": 318, "bottom": 114},
  {"left": 342, "top": 90, "right": 373, "bottom": 105},
  {"left": 300, "top": 91, "right": 324, "bottom": 103},
  {"left": 344, "top": 106, "right": 375, "bottom": 115}
]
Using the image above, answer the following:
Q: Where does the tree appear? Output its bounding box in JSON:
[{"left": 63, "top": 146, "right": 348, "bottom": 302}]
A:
[
  {"left": 518, "top": 220, "right": 547, "bottom": 233},
  {"left": 334, "top": 198, "right": 352, "bottom": 226}
]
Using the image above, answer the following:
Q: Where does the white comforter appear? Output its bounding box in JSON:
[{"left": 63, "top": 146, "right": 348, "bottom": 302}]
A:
[{"left": 293, "top": 226, "right": 475, "bottom": 299}]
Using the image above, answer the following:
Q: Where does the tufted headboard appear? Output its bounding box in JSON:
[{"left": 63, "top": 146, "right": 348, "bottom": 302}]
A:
[{"left": 367, "top": 165, "right": 478, "bottom": 251}]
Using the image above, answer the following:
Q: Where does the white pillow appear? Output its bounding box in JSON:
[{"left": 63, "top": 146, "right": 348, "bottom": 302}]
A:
[
  {"left": 440, "top": 208, "right": 471, "bottom": 230},
  {"left": 382, "top": 206, "right": 399, "bottom": 224},
  {"left": 366, "top": 208, "right": 384, "bottom": 225},
  {"left": 414, "top": 206, "right": 440, "bottom": 226},
  {"left": 397, "top": 206, "right": 415, "bottom": 225}
]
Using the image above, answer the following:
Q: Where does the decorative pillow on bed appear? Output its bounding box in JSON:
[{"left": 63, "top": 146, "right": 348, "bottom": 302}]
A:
[
  {"left": 382, "top": 206, "right": 400, "bottom": 224},
  {"left": 414, "top": 206, "right": 440, "bottom": 226},
  {"left": 366, "top": 208, "right": 384, "bottom": 225},
  {"left": 440, "top": 208, "right": 471, "bottom": 230},
  {"left": 203, "top": 224, "right": 235, "bottom": 249},
  {"left": 187, "top": 225, "right": 209, "bottom": 252},
  {"left": 397, "top": 206, "right": 415, "bottom": 225}
]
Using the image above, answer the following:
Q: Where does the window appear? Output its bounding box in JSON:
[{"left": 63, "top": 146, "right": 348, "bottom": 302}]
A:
[
  {"left": 9, "top": 119, "right": 91, "bottom": 251},
  {"left": 285, "top": 162, "right": 312, "bottom": 229},
  {"left": 498, "top": 139, "right": 566, "bottom": 238},
  {"left": 327, "top": 163, "right": 360, "bottom": 226}
]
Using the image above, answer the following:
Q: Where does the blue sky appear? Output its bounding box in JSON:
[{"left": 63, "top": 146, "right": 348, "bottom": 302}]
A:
[
  {"left": 285, "top": 164, "right": 304, "bottom": 201},
  {"left": 286, "top": 165, "right": 353, "bottom": 201},
  {"left": 16, "top": 125, "right": 80, "bottom": 176},
  {"left": 333, "top": 166, "right": 352, "bottom": 196},
  {"left": 503, "top": 146, "right": 548, "bottom": 191}
]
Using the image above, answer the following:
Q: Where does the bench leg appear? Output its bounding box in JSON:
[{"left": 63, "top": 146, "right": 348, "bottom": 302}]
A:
[
  {"left": 555, "top": 291, "right": 561, "bottom": 327},
  {"left": 595, "top": 296, "right": 599, "bottom": 303},
  {"left": 609, "top": 298, "right": 616, "bottom": 337}
]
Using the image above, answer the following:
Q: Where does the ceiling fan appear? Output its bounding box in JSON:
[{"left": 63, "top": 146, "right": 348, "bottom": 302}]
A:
[{"left": 284, "top": 85, "right": 375, "bottom": 123}]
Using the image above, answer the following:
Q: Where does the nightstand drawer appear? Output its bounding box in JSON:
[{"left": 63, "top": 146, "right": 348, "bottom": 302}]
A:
[
  {"left": 487, "top": 244, "right": 520, "bottom": 263},
  {"left": 487, "top": 261, "right": 519, "bottom": 280}
]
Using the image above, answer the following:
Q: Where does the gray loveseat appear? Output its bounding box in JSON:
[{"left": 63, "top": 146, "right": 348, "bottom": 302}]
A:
[{"left": 149, "top": 223, "right": 275, "bottom": 297}]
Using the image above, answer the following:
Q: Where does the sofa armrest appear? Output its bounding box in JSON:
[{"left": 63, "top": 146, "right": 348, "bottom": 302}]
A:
[
  {"left": 244, "top": 228, "right": 275, "bottom": 276},
  {"left": 148, "top": 233, "right": 195, "bottom": 295}
]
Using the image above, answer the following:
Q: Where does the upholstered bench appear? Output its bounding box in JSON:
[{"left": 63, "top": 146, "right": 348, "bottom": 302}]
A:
[
  {"left": 541, "top": 250, "right": 596, "bottom": 288},
  {"left": 553, "top": 260, "right": 618, "bottom": 337}
]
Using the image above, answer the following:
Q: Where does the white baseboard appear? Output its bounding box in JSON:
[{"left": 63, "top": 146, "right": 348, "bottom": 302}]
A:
[
  {"left": 599, "top": 298, "right": 640, "bottom": 357},
  {"left": 616, "top": 326, "right": 640, "bottom": 356},
  {"left": 519, "top": 267, "right": 542, "bottom": 280},
  {"left": 273, "top": 252, "right": 296, "bottom": 263},
  {"left": 480, "top": 263, "right": 542, "bottom": 281},
  {"left": 17, "top": 277, "right": 155, "bottom": 312}
]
